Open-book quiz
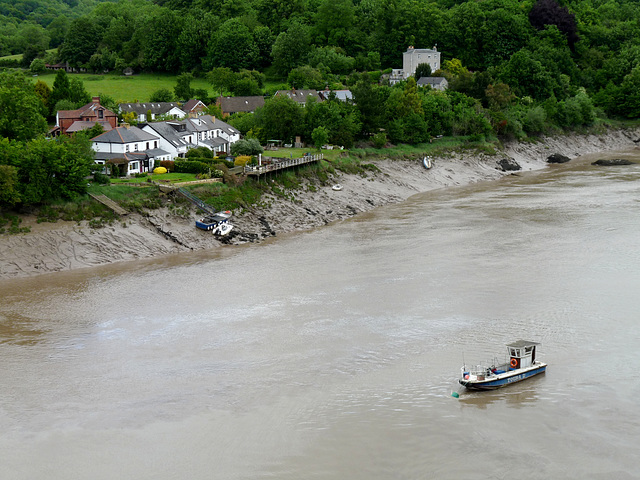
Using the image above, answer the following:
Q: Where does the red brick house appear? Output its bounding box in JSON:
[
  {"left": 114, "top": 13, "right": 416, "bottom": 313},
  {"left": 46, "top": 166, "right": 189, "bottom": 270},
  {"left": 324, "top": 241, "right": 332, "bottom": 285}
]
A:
[{"left": 52, "top": 96, "right": 118, "bottom": 136}]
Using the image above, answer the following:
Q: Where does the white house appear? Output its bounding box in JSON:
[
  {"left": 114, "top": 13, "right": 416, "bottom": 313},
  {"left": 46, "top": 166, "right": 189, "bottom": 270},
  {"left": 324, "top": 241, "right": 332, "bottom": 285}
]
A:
[
  {"left": 119, "top": 102, "right": 187, "bottom": 122},
  {"left": 389, "top": 46, "right": 442, "bottom": 85},
  {"left": 184, "top": 115, "right": 240, "bottom": 154},
  {"left": 91, "top": 116, "right": 241, "bottom": 175},
  {"left": 141, "top": 115, "right": 240, "bottom": 158},
  {"left": 91, "top": 125, "right": 171, "bottom": 174}
]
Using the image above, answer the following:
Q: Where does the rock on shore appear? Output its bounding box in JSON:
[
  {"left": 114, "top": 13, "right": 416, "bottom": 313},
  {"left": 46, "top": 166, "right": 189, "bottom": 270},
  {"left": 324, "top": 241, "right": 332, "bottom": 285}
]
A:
[{"left": 1, "top": 129, "right": 638, "bottom": 278}]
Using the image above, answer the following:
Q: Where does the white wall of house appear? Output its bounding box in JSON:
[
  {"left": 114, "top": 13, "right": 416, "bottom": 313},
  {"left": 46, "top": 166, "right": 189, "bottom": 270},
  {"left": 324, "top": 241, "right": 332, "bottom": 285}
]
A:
[
  {"left": 92, "top": 138, "right": 161, "bottom": 154},
  {"left": 402, "top": 47, "right": 441, "bottom": 79},
  {"left": 139, "top": 125, "right": 188, "bottom": 160}
]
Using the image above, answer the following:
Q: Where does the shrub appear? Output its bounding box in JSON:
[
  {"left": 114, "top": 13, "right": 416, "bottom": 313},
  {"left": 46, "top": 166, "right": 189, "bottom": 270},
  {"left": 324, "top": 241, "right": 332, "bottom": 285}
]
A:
[
  {"left": 159, "top": 160, "right": 175, "bottom": 172},
  {"left": 372, "top": 132, "right": 387, "bottom": 149},
  {"left": 93, "top": 172, "right": 110, "bottom": 184},
  {"left": 234, "top": 155, "right": 252, "bottom": 167},
  {"left": 174, "top": 160, "right": 209, "bottom": 174}
]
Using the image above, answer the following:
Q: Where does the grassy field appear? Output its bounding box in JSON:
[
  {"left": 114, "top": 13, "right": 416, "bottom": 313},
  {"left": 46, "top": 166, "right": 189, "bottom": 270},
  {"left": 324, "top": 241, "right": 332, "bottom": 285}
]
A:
[{"left": 33, "top": 72, "right": 215, "bottom": 103}]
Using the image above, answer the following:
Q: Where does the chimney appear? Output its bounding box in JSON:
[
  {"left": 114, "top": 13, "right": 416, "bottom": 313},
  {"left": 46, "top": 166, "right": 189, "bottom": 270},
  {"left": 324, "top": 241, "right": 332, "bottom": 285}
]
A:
[
  {"left": 92, "top": 96, "right": 100, "bottom": 104},
  {"left": 122, "top": 123, "right": 130, "bottom": 129}
]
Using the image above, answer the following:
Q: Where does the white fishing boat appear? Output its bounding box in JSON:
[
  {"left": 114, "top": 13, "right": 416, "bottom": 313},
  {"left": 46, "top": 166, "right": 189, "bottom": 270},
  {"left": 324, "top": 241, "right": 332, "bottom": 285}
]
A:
[
  {"left": 459, "top": 340, "right": 547, "bottom": 390},
  {"left": 195, "top": 211, "right": 234, "bottom": 236},
  {"left": 422, "top": 156, "right": 432, "bottom": 169}
]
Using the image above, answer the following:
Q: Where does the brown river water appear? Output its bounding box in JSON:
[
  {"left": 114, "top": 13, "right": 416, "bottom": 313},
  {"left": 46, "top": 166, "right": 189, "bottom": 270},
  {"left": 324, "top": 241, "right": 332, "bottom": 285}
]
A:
[{"left": 1, "top": 150, "right": 639, "bottom": 479}]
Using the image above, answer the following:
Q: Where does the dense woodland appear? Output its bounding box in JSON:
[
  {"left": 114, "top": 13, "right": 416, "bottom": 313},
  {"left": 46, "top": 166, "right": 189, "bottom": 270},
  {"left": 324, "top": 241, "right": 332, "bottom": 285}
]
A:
[{"left": 2, "top": 0, "right": 640, "bottom": 210}]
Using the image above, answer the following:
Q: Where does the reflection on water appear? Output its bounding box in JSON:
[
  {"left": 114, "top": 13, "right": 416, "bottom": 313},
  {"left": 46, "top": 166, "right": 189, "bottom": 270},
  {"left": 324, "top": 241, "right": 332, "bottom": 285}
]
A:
[
  {"left": 1, "top": 151, "right": 640, "bottom": 480},
  {"left": 0, "top": 313, "right": 48, "bottom": 346},
  {"left": 457, "top": 374, "right": 546, "bottom": 409}
]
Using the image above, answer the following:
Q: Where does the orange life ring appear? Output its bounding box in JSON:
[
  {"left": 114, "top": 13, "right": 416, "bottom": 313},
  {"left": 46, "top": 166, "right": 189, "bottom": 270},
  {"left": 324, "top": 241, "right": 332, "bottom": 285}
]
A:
[{"left": 510, "top": 358, "right": 518, "bottom": 368}]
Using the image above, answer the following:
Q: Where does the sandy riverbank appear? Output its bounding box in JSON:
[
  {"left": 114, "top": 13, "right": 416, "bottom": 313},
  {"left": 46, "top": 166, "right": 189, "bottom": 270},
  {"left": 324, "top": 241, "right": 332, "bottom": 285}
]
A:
[{"left": 1, "top": 128, "right": 638, "bottom": 279}]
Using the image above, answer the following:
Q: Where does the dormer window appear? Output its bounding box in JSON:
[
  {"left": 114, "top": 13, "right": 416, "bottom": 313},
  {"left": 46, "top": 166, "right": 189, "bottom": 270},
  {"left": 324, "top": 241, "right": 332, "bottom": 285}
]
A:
[{"left": 98, "top": 110, "right": 103, "bottom": 119}]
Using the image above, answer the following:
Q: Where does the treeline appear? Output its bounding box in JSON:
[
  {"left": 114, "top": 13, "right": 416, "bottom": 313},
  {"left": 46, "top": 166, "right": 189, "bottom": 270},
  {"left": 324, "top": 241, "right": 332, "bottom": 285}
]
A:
[
  {"left": 225, "top": 74, "right": 597, "bottom": 149},
  {"left": 13, "top": 0, "right": 640, "bottom": 120},
  {"left": 0, "top": 0, "right": 109, "bottom": 64}
]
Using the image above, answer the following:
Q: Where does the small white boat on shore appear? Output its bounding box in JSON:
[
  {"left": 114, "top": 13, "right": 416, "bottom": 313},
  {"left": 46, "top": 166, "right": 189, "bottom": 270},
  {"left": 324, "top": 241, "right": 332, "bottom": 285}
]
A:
[
  {"left": 459, "top": 340, "right": 547, "bottom": 390},
  {"left": 332, "top": 184, "right": 343, "bottom": 191},
  {"left": 195, "top": 211, "right": 234, "bottom": 236},
  {"left": 422, "top": 156, "right": 432, "bottom": 169}
]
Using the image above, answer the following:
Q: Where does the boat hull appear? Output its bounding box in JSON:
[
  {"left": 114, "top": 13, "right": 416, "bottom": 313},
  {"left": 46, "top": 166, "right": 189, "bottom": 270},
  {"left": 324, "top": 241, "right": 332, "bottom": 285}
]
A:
[{"left": 459, "top": 363, "right": 546, "bottom": 390}]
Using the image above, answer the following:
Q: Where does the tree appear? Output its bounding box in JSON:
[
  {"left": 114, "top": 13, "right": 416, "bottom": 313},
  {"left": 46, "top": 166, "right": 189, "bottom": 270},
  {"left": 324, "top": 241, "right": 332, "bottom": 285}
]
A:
[
  {"left": 139, "top": 8, "right": 183, "bottom": 72},
  {"left": 288, "top": 66, "right": 325, "bottom": 90},
  {"left": 271, "top": 21, "right": 312, "bottom": 75},
  {"left": 0, "top": 71, "right": 48, "bottom": 141},
  {"left": 230, "top": 138, "right": 264, "bottom": 156},
  {"left": 204, "top": 18, "right": 259, "bottom": 71},
  {"left": 352, "top": 74, "right": 387, "bottom": 135},
  {"left": 499, "top": 49, "right": 554, "bottom": 100},
  {"left": 486, "top": 83, "right": 516, "bottom": 111},
  {"left": 174, "top": 73, "right": 194, "bottom": 101},
  {"left": 150, "top": 88, "right": 174, "bottom": 102},
  {"left": 254, "top": 95, "right": 304, "bottom": 144},
  {"left": 311, "top": 126, "right": 329, "bottom": 149},
  {"left": 529, "top": 0, "right": 579, "bottom": 51},
  {"left": 0, "top": 164, "right": 21, "bottom": 208},
  {"left": 60, "top": 17, "right": 100, "bottom": 67},
  {"left": 19, "top": 24, "right": 50, "bottom": 68},
  {"left": 414, "top": 63, "right": 432, "bottom": 80},
  {"left": 34, "top": 80, "right": 52, "bottom": 111},
  {"left": 69, "top": 78, "right": 91, "bottom": 106},
  {"left": 208, "top": 67, "right": 236, "bottom": 96},
  {"left": 49, "top": 69, "right": 72, "bottom": 115},
  {"left": 615, "top": 66, "right": 640, "bottom": 118},
  {"left": 16, "top": 135, "right": 95, "bottom": 204},
  {"left": 230, "top": 70, "right": 265, "bottom": 96},
  {"left": 314, "top": 0, "right": 355, "bottom": 49}
]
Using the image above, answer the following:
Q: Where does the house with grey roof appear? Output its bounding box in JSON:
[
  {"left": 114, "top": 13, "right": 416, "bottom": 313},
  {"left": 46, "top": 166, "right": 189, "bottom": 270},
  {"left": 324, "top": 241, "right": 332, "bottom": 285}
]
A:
[
  {"left": 91, "top": 125, "right": 170, "bottom": 174},
  {"left": 139, "top": 121, "right": 193, "bottom": 160},
  {"left": 416, "top": 76, "right": 448, "bottom": 91},
  {"left": 389, "top": 46, "right": 441, "bottom": 85},
  {"left": 274, "top": 89, "right": 322, "bottom": 106},
  {"left": 139, "top": 115, "right": 239, "bottom": 158},
  {"left": 217, "top": 96, "right": 265, "bottom": 116},
  {"left": 119, "top": 102, "right": 187, "bottom": 122},
  {"left": 182, "top": 115, "right": 240, "bottom": 155}
]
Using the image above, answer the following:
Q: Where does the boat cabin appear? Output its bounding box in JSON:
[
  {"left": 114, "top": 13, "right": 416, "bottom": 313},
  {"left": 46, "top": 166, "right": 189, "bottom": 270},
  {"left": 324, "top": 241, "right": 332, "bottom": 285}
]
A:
[{"left": 507, "top": 340, "right": 539, "bottom": 370}]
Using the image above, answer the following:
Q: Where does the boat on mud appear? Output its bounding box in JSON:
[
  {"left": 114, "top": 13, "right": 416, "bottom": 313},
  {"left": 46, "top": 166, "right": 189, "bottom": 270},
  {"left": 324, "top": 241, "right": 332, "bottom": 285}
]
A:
[
  {"left": 459, "top": 340, "right": 547, "bottom": 390},
  {"left": 195, "top": 211, "right": 233, "bottom": 236}
]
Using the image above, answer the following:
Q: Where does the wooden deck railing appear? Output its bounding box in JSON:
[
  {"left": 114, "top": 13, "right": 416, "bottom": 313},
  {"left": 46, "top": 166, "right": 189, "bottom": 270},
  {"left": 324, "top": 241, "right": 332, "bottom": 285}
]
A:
[{"left": 244, "top": 154, "right": 323, "bottom": 176}]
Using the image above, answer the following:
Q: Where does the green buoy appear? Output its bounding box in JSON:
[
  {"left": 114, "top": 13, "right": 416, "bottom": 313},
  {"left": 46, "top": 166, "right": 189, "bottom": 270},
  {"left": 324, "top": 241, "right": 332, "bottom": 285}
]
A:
[{"left": 451, "top": 391, "right": 460, "bottom": 398}]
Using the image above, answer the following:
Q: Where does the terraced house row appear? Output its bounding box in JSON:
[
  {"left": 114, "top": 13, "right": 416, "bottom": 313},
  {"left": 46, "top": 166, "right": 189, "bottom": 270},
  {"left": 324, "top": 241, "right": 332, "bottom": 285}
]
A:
[{"left": 52, "top": 97, "right": 240, "bottom": 175}]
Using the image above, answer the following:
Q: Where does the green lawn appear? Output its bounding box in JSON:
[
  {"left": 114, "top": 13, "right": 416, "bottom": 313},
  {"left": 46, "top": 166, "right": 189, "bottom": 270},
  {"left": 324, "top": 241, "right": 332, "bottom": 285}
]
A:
[
  {"left": 267, "top": 147, "right": 343, "bottom": 162},
  {"left": 34, "top": 72, "right": 215, "bottom": 103}
]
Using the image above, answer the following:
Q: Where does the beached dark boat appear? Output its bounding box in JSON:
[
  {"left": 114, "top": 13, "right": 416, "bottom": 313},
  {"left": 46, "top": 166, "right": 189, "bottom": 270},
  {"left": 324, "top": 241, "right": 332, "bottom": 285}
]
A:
[
  {"left": 459, "top": 340, "right": 547, "bottom": 390},
  {"left": 195, "top": 211, "right": 233, "bottom": 236}
]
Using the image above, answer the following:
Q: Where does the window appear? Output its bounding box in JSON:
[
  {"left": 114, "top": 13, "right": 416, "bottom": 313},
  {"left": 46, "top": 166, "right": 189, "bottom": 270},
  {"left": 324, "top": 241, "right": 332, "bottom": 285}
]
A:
[
  {"left": 146, "top": 142, "right": 149, "bottom": 149},
  {"left": 125, "top": 145, "right": 129, "bottom": 152},
  {"left": 135, "top": 143, "right": 138, "bottom": 151},
  {"left": 98, "top": 110, "right": 103, "bottom": 119},
  {"left": 154, "top": 141, "right": 158, "bottom": 148}
]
